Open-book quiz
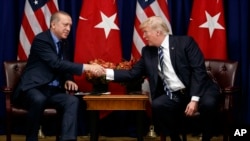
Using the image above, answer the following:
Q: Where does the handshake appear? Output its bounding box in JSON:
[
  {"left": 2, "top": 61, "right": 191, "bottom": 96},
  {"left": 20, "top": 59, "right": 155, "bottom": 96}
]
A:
[{"left": 84, "top": 63, "right": 106, "bottom": 77}]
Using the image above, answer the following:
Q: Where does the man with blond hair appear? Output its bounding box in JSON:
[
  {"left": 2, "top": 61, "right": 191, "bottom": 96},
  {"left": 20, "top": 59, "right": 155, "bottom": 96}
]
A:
[{"left": 103, "top": 16, "right": 220, "bottom": 141}]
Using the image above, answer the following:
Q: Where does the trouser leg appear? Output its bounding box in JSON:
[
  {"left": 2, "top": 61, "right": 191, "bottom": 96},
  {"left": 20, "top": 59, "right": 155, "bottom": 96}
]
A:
[
  {"left": 22, "top": 88, "right": 47, "bottom": 141},
  {"left": 48, "top": 93, "right": 79, "bottom": 141}
]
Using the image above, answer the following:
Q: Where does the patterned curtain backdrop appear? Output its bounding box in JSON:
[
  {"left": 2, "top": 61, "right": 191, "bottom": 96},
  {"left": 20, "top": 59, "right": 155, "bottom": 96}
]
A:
[{"left": 0, "top": 0, "right": 250, "bottom": 134}]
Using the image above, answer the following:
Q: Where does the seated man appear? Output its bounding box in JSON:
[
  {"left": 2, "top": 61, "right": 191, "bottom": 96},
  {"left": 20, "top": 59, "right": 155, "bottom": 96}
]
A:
[
  {"left": 13, "top": 11, "right": 105, "bottom": 141},
  {"left": 103, "top": 16, "right": 220, "bottom": 141}
]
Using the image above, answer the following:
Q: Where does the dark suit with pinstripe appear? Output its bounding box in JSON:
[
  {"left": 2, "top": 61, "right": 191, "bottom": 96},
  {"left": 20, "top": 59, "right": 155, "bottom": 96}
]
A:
[{"left": 113, "top": 35, "right": 220, "bottom": 141}]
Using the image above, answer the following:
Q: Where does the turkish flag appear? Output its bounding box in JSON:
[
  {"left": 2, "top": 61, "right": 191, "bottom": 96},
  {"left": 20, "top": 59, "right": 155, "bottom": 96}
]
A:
[
  {"left": 74, "top": 0, "right": 124, "bottom": 93},
  {"left": 188, "top": 0, "right": 227, "bottom": 60}
]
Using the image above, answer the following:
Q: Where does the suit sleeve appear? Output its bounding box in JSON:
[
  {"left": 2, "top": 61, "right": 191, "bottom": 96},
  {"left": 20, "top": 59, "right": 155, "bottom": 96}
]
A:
[
  {"left": 31, "top": 36, "right": 83, "bottom": 75},
  {"left": 185, "top": 37, "right": 208, "bottom": 97}
]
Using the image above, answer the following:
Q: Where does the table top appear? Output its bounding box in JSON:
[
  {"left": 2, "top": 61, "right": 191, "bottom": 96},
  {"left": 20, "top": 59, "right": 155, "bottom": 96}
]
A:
[
  {"left": 83, "top": 94, "right": 149, "bottom": 100},
  {"left": 83, "top": 94, "right": 149, "bottom": 110}
]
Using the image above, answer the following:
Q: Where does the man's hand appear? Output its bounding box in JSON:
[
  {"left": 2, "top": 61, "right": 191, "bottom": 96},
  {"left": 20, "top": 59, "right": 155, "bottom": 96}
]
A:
[
  {"left": 184, "top": 100, "right": 199, "bottom": 116},
  {"left": 64, "top": 80, "right": 78, "bottom": 91},
  {"left": 84, "top": 63, "right": 105, "bottom": 76}
]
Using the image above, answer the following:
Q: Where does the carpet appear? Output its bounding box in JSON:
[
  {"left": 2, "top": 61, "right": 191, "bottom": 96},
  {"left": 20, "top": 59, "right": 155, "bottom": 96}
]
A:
[{"left": 0, "top": 134, "right": 223, "bottom": 141}]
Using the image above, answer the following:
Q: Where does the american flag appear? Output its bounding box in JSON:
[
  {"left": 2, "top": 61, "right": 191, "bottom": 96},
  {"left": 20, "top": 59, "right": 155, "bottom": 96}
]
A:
[
  {"left": 132, "top": 0, "right": 172, "bottom": 58},
  {"left": 18, "top": 0, "right": 58, "bottom": 60}
]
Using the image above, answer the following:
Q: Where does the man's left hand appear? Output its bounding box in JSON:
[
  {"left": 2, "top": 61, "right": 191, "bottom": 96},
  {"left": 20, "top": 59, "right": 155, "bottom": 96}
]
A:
[
  {"left": 64, "top": 80, "right": 78, "bottom": 91},
  {"left": 185, "top": 100, "right": 198, "bottom": 116}
]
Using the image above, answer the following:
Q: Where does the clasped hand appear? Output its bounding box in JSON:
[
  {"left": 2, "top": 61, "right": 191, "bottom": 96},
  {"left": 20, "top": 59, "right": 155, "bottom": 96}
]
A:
[{"left": 84, "top": 63, "right": 106, "bottom": 77}]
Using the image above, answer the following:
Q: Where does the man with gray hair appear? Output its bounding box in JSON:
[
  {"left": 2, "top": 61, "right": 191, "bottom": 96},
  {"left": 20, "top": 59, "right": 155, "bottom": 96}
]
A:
[{"left": 14, "top": 11, "right": 105, "bottom": 141}]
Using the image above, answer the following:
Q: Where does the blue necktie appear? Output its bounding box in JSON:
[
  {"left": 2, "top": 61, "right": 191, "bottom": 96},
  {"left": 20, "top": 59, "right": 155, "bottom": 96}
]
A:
[
  {"left": 57, "top": 41, "right": 63, "bottom": 59},
  {"left": 158, "top": 47, "right": 172, "bottom": 99}
]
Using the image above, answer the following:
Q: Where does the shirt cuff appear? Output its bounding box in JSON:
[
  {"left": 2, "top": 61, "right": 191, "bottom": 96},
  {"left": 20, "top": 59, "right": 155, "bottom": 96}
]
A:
[
  {"left": 106, "top": 69, "right": 114, "bottom": 80},
  {"left": 191, "top": 96, "right": 200, "bottom": 102}
]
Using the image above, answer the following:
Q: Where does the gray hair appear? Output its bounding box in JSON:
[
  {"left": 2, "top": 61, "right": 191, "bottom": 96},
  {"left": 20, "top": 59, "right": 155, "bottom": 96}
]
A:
[{"left": 50, "top": 11, "right": 70, "bottom": 27}]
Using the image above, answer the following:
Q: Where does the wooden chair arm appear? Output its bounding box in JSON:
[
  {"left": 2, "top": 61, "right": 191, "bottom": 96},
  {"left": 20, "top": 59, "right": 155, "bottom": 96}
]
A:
[
  {"left": 1, "top": 86, "right": 13, "bottom": 93},
  {"left": 1, "top": 86, "right": 13, "bottom": 113},
  {"left": 221, "top": 86, "right": 240, "bottom": 94},
  {"left": 220, "top": 86, "right": 240, "bottom": 110}
]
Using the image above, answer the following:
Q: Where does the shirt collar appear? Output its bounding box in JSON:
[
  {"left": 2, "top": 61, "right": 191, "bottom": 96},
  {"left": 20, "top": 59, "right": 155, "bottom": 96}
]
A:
[
  {"left": 161, "top": 35, "right": 169, "bottom": 49},
  {"left": 50, "top": 30, "right": 60, "bottom": 45}
]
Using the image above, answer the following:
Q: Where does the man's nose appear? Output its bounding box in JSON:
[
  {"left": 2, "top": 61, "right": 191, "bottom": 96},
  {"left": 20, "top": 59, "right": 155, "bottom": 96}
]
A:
[{"left": 66, "top": 26, "right": 71, "bottom": 31}]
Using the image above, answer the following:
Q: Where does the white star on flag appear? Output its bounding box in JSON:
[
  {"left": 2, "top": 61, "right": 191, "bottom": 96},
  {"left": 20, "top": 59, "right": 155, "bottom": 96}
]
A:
[
  {"left": 74, "top": 0, "right": 123, "bottom": 104},
  {"left": 94, "top": 11, "right": 119, "bottom": 38},
  {"left": 188, "top": 0, "right": 227, "bottom": 60},
  {"left": 199, "top": 11, "right": 225, "bottom": 38},
  {"left": 34, "top": 0, "right": 38, "bottom": 5}
]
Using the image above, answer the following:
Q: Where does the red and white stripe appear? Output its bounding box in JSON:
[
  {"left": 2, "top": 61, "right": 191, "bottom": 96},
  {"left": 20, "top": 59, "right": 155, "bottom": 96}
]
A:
[
  {"left": 18, "top": 0, "right": 58, "bottom": 60},
  {"left": 132, "top": 0, "right": 172, "bottom": 59}
]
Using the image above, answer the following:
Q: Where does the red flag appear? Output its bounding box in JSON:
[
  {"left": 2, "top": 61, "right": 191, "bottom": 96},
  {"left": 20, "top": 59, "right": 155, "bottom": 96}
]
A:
[
  {"left": 74, "top": 0, "right": 124, "bottom": 119},
  {"left": 132, "top": 0, "right": 172, "bottom": 58},
  {"left": 74, "top": 0, "right": 123, "bottom": 92},
  {"left": 18, "top": 0, "right": 58, "bottom": 60},
  {"left": 188, "top": 0, "right": 227, "bottom": 60}
]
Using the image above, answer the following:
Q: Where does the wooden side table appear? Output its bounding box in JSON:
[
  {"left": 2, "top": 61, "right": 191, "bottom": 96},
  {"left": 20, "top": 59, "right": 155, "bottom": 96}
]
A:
[{"left": 83, "top": 94, "right": 149, "bottom": 141}]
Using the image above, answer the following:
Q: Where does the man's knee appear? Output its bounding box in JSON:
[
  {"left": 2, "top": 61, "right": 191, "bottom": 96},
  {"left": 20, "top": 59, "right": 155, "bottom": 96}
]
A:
[
  {"left": 151, "top": 100, "right": 162, "bottom": 110},
  {"left": 68, "top": 96, "right": 79, "bottom": 106}
]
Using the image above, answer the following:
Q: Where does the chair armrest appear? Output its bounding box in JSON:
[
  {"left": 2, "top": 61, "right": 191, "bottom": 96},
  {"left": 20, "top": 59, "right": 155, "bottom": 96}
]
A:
[
  {"left": 220, "top": 86, "right": 240, "bottom": 110},
  {"left": 221, "top": 86, "right": 240, "bottom": 94}
]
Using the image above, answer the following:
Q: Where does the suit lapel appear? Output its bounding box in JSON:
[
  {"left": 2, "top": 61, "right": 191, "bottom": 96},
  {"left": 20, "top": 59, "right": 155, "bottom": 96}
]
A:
[
  {"left": 152, "top": 48, "right": 158, "bottom": 72},
  {"left": 169, "top": 36, "right": 177, "bottom": 71},
  {"left": 46, "top": 30, "right": 58, "bottom": 55},
  {"left": 151, "top": 48, "right": 159, "bottom": 92}
]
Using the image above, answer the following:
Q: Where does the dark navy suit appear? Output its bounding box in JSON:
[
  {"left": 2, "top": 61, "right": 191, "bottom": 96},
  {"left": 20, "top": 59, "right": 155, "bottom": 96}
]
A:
[
  {"left": 113, "top": 35, "right": 220, "bottom": 141},
  {"left": 14, "top": 30, "right": 83, "bottom": 141}
]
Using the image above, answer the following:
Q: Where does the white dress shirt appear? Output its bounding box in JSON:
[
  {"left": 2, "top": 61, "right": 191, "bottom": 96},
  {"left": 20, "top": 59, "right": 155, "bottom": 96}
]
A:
[
  {"left": 106, "top": 35, "right": 199, "bottom": 101},
  {"left": 158, "top": 35, "right": 186, "bottom": 92}
]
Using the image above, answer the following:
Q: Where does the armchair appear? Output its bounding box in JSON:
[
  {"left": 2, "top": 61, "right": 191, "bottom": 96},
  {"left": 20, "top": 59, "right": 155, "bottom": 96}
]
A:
[
  {"left": 1, "top": 61, "right": 59, "bottom": 141},
  {"left": 205, "top": 59, "right": 239, "bottom": 141}
]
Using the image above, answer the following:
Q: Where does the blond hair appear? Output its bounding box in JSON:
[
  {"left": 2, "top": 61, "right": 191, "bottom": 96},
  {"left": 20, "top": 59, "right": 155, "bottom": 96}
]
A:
[{"left": 139, "top": 16, "right": 169, "bottom": 35}]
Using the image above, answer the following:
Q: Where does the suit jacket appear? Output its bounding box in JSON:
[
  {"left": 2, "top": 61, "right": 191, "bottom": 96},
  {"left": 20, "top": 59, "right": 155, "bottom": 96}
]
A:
[
  {"left": 114, "top": 35, "right": 219, "bottom": 100},
  {"left": 13, "top": 30, "right": 83, "bottom": 102}
]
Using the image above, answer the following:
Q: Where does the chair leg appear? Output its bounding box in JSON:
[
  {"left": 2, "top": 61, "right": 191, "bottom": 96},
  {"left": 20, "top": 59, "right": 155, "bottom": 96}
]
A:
[
  {"left": 56, "top": 135, "right": 60, "bottom": 141},
  {"left": 181, "top": 133, "right": 187, "bottom": 141},
  {"left": 223, "top": 128, "right": 229, "bottom": 141},
  {"left": 56, "top": 115, "right": 61, "bottom": 141},
  {"left": 160, "top": 134, "right": 166, "bottom": 141},
  {"left": 6, "top": 114, "right": 11, "bottom": 141},
  {"left": 6, "top": 126, "right": 11, "bottom": 141}
]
